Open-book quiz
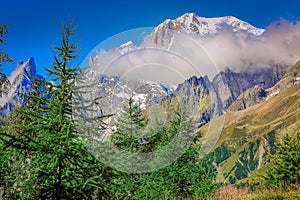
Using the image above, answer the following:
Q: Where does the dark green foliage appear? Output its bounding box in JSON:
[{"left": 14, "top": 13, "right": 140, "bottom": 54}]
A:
[
  {"left": 233, "top": 141, "right": 260, "bottom": 181},
  {"left": 0, "top": 24, "right": 13, "bottom": 98},
  {"left": 107, "top": 156, "right": 218, "bottom": 200},
  {"left": 111, "top": 96, "right": 148, "bottom": 152},
  {"left": 0, "top": 135, "right": 15, "bottom": 195},
  {"left": 215, "top": 144, "right": 233, "bottom": 166},
  {"left": 265, "top": 131, "right": 300, "bottom": 188},
  {"left": 0, "top": 24, "right": 13, "bottom": 67},
  {"left": 0, "top": 21, "right": 106, "bottom": 199},
  {"left": 207, "top": 143, "right": 235, "bottom": 167},
  {"left": 266, "top": 130, "right": 276, "bottom": 154},
  {"left": 108, "top": 102, "right": 218, "bottom": 199},
  {"left": 0, "top": 24, "right": 13, "bottom": 197},
  {"left": 229, "top": 176, "right": 236, "bottom": 184},
  {"left": 249, "top": 140, "right": 260, "bottom": 171},
  {"left": 235, "top": 160, "right": 248, "bottom": 180}
]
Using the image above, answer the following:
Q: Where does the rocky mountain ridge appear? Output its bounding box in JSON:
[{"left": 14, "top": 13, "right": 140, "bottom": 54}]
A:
[
  {"left": 173, "top": 65, "right": 286, "bottom": 127},
  {"left": 0, "top": 57, "right": 44, "bottom": 113}
]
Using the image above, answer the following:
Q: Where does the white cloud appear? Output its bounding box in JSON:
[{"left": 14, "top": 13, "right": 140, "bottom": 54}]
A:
[{"left": 91, "top": 19, "right": 300, "bottom": 85}]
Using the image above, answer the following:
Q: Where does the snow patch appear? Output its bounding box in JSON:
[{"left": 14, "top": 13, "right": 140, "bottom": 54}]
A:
[
  {"left": 132, "top": 93, "right": 147, "bottom": 110},
  {"left": 160, "top": 13, "right": 264, "bottom": 36}
]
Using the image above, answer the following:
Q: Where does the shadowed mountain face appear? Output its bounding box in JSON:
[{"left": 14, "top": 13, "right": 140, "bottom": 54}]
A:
[
  {"left": 228, "top": 85, "right": 267, "bottom": 112},
  {"left": 173, "top": 65, "right": 286, "bottom": 127}
]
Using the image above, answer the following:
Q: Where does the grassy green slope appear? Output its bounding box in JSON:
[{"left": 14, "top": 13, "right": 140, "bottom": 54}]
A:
[{"left": 199, "top": 62, "right": 300, "bottom": 184}]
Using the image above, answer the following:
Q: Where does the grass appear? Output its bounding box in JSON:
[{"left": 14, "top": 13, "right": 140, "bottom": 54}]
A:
[{"left": 199, "top": 84, "right": 300, "bottom": 184}]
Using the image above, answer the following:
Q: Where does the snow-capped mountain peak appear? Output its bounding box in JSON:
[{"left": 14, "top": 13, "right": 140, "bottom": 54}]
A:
[
  {"left": 8, "top": 57, "right": 36, "bottom": 85},
  {"left": 96, "top": 13, "right": 265, "bottom": 58},
  {"left": 0, "top": 57, "right": 41, "bottom": 109},
  {"left": 118, "top": 41, "right": 136, "bottom": 54},
  {"left": 153, "top": 13, "right": 264, "bottom": 36}
]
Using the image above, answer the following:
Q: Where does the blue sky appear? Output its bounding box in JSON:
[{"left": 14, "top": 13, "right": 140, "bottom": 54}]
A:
[{"left": 1, "top": 0, "right": 300, "bottom": 76}]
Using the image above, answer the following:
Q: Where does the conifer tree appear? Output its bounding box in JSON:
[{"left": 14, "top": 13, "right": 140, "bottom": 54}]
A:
[
  {"left": 0, "top": 24, "right": 13, "bottom": 67},
  {"left": 108, "top": 100, "right": 218, "bottom": 199},
  {"left": 0, "top": 21, "right": 107, "bottom": 199},
  {"left": 111, "top": 96, "right": 148, "bottom": 152},
  {"left": 0, "top": 24, "right": 13, "bottom": 97},
  {"left": 265, "top": 131, "right": 300, "bottom": 188},
  {"left": 0, "top": 24, "right": 13, "bottom": 198}
]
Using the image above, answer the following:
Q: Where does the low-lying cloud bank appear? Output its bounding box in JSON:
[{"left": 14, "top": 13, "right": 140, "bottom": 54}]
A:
[
  {"left": 90, "top": 19, "right": 300, "bottom": 85},
  {"left": 197, "top": 18, "right": 300, "bottom": 71}
]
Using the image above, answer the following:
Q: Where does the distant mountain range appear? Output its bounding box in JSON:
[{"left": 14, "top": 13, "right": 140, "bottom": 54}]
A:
[{"left": 0, "top": 13, "right": 291, "bottom": 128}]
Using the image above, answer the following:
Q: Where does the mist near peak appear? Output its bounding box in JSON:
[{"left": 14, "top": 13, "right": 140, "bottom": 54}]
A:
[
  {"left": 89, "top": 18, "right": 300, "bottom": 85},
  {"left": 195, "top": 18, "right": 300, "bottom": 72}
]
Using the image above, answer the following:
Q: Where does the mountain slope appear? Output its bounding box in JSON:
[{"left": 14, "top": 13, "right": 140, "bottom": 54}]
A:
[
  {"left": 199, "top": 62, "right": 300, "bottom": 184},
  {"left": 228, "top": 85, "right": 267, "bottom": 111}
]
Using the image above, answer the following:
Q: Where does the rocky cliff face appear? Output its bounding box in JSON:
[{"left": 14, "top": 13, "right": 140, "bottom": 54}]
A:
[
  {"left": 172, "top": 65, "right": 286, "bottom": 127},
  {"left": 0, "top": 57, "right": 43, "bottom": 112},
  {"left": 228, "top": 85, "right": 267, "bottom": 111},
  {"left": 271, "top": 61, "right": 300, "bottom": 92},
  {"left": 88, "top": 74, "right": 169, "bottom": 116},
  {"left": 84, "top": 63, "right": 287, "bottom": 128},
  {"left": 212, "top": 66, "right": 286, "bottom": 109},
  {"left": 227, "top": 61, "right": 300, "bottom": 112},
  {"left": 174, "top": 75, "right": 219, "bottom": 127}
]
